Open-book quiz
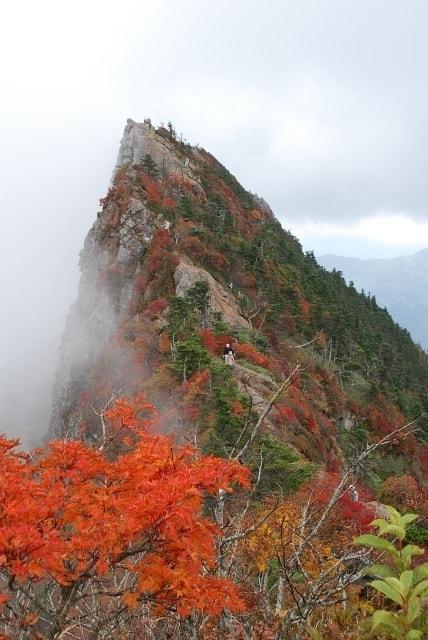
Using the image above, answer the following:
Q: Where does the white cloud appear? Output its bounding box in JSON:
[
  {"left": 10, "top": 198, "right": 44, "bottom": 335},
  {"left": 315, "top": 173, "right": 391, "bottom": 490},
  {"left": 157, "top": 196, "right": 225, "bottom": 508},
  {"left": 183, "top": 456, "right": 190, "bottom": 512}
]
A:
[{"left": 289, "top": 213, "right": 428, "bottom": 258}]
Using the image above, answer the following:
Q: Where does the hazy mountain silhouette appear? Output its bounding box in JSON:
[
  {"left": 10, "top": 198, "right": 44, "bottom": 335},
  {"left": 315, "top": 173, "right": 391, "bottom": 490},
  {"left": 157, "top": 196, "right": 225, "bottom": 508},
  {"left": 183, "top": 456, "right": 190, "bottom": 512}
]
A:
[{"left": 319, "top": 249, "right": 428, "bottom": 350}]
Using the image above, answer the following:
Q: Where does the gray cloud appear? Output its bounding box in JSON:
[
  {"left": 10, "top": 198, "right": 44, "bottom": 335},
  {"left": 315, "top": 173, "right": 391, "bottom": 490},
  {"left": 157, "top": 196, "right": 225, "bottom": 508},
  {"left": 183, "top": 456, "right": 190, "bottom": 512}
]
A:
[{"left": 114, "top": 0, "right": 428, "bottom": 222}]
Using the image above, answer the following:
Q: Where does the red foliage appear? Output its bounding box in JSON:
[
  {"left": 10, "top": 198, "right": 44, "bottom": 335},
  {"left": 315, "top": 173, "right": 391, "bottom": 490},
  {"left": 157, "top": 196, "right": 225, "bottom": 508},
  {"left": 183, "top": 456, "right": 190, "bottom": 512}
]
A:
[
  {"left": 0, "top": 397, "right": 250, "bottom": 626},
  {"left": 181, "top": 236, "right": 229, "bottom": 270},
  {"left": 183, "top": 404, "right": 201, "bottom": 422},
  {"left": 159, "top": 332, "right": 171, "bottom": 354},
  {"left": 231, "top": 400, "right": 245, "bottom": 415},
  {"left": 144, "top": 297, "right": 168, "bottom": 320},
  {"left": 421, "top": 452, "right": 428, "bottom": 480},
  {"left": 140, "top": 173, "right": 162, "bottom": 205},
  {"left": 364, "top": 395, "right": 407, "bottom": 436},
  {"left": 310, "top": 472, "right": 375, "bottom": 533},
  {"left": 267, "top": 330, "right": 279, "bottom": 351},
  {"left": 163, "top": 196, "right": 176, "bottom": 209},
  {"left": 236, "top": 272, "right": 257, "bottom": 289},
  {"left": 380, "top": 475, "right": 428, "bottom": 513},
  {"left": 99, "top": 166, "right": 131, "bottom": 219},
  {"left": 305, "top": 414, "right": 318, "bottom": 434},
  {"left": 236, "top": 343, "right": 270, "bottom": 369},
  {"left": 274, "top": 405, "right": 299, "bottom": 424},
  {"left": 166, "top": 175, "right": 205, "bottom": 202},
  {"left": 299, "top": 298, "right": 312, "bottom": 318},
  {"left": 200, "top": 330, "right": 235, "bottom": 355},
  {"left": 182, "top": 369, "right": 211, "bottom": 405},
  {"left": 181, "top": 236, "right": 209, "bottom": 259},
  {"left": 135, "top": 228, "right": 178, "bottom": 296}
]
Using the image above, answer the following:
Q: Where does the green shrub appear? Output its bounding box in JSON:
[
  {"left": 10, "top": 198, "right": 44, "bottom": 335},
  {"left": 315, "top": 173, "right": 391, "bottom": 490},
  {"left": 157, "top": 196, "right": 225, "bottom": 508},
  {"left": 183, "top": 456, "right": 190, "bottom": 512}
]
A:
[
  {"left": 355, "top": 506, "right": 428, "bottom": 639},
  {"left": 139, "top": 153, "right": 159, "bottom": 177},
  {"left": 173, "top": 336, "right": 210, "bottom": 380},
  {"left": 249, "top": 436, "right": 316, "bottom": 497},
  {"left": 406, "top": 524, "right": 428, "bottom": 547}
]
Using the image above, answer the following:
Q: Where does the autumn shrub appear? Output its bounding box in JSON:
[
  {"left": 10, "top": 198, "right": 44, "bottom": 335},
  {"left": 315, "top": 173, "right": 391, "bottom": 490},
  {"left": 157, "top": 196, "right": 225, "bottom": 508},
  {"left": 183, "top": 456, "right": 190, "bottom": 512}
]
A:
[
  {"left": 235, "top": 342, "right": 270, "bottom": 369},
  {"left": 181, "top": 235, "right": 229, "bottom": 271},
  {"left": 311, "top": 472, "right": 375, "bottom": 535},
  {"left": 380, "top": 475, "right": 422, "bottom": 512},
  {"left": 0, "top": 397, "right": 251, "bottom": 637},
  {"left": 143, "top": 297, "right": 168, "bottom": 320},
  {"left": 139, "top": 172, "right": 162, "bottom": 205},
  {"left": 200, "top": 329, "right": 235, "bottom": 355},
  {"left": 248, "top": 436, "right": 316, "bottom": 497}
]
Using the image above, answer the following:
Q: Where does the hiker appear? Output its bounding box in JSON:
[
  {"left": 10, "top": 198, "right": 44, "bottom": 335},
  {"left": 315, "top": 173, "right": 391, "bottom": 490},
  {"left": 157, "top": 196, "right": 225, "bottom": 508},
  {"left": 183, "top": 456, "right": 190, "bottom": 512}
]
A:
[
  {"left": 225, "top": 349, "right": 236, "bottom": 366},
  {"left": 350, "top": 487, "right": 359, "bottom": 503},
  {"left": 223, "top": 343, "right": 234, "bottom": 361}
]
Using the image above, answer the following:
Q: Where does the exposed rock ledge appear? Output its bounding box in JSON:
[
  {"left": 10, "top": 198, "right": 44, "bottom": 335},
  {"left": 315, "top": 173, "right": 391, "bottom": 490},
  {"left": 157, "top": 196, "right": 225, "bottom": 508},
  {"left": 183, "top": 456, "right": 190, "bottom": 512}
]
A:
[
  {"left": 174, "top": 261, "right": 251, "bottom": 331},
  {"left": 232, "top": 363, "right": 277, "bottom": 426}
]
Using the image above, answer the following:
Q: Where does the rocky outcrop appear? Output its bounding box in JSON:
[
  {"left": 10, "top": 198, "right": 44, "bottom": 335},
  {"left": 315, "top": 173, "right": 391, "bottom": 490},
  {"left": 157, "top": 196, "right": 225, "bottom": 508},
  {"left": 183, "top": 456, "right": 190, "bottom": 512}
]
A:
[
  {"left": 232, "top": 363, "right": 277, "bottom": 428},
  {"left": 117, "top": 120, "right": 177, "bottom": 170},
  {"left": 233, "top": 363, "right": 276, "bottom": 402},
  {"left": 50, "top": 124, "right": 172, "bottom": 436},
  {"left": 116, "top": 198, "right": 156, "bottom": 263},
  {"left": 174, "top": 261, "right": 251, "bottom": 331},
  {"left": 117, "top": 119, "right": 203, "bottom": 196}
]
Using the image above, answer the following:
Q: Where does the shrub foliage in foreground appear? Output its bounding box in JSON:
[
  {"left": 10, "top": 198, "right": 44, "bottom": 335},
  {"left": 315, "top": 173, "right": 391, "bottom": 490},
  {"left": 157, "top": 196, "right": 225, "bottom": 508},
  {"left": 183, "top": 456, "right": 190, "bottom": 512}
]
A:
[
  {"left": 0, "top": 395, "right": 249, "bottom": 638},
  {"left": 355, "top": 506, "right": 428, "bottom": 639}
]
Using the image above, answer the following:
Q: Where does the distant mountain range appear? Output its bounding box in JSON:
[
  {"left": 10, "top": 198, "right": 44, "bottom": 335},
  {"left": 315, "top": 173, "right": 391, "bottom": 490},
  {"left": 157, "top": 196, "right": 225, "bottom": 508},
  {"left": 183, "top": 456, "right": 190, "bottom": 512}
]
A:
[{"left": 318, "top": 248, "right": 428, "bottom": 350}]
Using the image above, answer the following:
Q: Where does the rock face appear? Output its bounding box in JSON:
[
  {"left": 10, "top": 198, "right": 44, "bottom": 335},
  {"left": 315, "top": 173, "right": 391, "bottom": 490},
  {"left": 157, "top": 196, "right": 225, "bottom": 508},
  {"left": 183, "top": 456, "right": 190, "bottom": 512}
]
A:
[
  {"left": 117, "top": 120, "right": 181, "bottom": 170},
  {"left": 50, "top": 124, "right": 170, "bottom": 436},
  {"left": 117, "top": 119, "right": 203, "bottom": 195},
  {"left": 174, "top": 261, "right": 251, "bottom": 331}
]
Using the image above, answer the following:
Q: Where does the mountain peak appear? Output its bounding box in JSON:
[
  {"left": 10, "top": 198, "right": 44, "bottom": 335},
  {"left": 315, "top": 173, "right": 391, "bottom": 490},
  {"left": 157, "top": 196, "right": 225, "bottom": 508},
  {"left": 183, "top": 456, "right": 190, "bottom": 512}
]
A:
[
  {"left": 50, "top": 121, "right": 428, "bottom": 494},
  {"left": 117, "top": 119, "right": 185, "bottom": 171}
]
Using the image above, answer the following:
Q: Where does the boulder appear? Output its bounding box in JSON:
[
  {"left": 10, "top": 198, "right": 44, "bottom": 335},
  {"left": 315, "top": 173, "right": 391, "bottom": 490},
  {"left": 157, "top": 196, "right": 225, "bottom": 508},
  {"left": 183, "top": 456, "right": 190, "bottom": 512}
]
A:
[{"left": 174, "top": 261, "right": 251, "bottom": 331}]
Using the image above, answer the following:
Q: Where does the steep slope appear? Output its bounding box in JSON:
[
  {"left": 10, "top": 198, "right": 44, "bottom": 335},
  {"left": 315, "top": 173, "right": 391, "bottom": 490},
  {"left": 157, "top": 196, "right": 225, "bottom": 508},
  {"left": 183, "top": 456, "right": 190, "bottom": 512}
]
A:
[
  {"left": 50, "top": 119, "right": 428, "bottom": 499},
  {"left": 318, "top": 249, "right": 428, "bottom": 350}
]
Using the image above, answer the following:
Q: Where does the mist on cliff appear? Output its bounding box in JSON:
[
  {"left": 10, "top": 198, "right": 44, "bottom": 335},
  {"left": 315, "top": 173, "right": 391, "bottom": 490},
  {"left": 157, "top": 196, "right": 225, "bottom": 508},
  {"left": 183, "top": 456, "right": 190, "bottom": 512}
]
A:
[{"left": 0, "top": 121, "right": 115, "bottom": 443}]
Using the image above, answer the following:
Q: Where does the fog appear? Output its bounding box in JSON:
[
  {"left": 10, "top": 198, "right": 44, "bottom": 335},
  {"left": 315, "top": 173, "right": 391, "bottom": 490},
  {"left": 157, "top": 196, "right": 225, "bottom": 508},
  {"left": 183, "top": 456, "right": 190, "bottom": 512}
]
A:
[
  {"left": 2, "top": 0, "right": 428, "bottom": 442},
  {"left": 0, "top": 121, "right": 116, "bottom": 442}
]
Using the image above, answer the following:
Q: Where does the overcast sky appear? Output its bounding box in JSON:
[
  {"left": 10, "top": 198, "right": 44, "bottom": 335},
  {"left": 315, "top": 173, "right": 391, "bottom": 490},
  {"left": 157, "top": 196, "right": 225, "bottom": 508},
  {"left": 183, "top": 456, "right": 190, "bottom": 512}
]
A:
[{"left": 1, "top": 0, "right": 428, "bottom": 437}]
